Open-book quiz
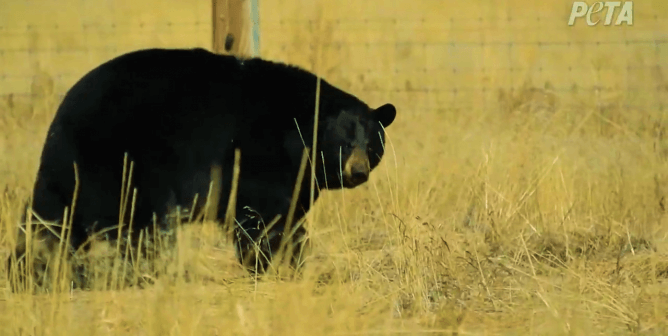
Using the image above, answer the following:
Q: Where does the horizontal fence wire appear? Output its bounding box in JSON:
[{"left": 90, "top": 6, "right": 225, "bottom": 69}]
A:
[{"left": 1, "top": 3, "right": 667, "bottom": 117}]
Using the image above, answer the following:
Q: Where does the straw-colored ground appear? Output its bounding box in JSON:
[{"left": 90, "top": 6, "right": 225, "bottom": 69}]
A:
[{"left": 1, "top": 0, "right": 668, "bottom": 335}]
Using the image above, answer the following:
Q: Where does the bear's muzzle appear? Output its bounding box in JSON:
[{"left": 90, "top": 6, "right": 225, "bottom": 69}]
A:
[{"left": 342, "top": 147, "right": 370, "bottom": 188}]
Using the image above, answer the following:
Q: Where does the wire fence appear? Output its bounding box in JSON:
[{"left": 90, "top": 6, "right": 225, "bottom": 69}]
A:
[{"left": 1, "top": 1, "right": 667, "bottom": 116}]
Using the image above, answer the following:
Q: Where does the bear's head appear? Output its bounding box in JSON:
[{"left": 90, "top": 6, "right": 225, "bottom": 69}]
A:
[{"left": 318, "top": 102, "right": 396, "bottom": 189}]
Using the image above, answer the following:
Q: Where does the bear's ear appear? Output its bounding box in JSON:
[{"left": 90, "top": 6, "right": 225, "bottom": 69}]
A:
[{"left": 372, "top": 103, "right": 396, "bottom": 128}]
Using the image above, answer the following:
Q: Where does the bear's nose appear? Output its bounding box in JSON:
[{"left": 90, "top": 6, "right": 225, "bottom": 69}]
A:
[{"left": 350, "top": 165, "right": 369, "bottom": 183}]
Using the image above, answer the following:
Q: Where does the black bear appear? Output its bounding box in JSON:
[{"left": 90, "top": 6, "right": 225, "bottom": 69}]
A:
[{"left": 8, "top": 48, "right": 396, "bottom": 290}]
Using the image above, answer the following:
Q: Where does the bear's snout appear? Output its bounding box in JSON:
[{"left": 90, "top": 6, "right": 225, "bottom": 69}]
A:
[{"left": 343, "top": 147, "right": 370, "bottom": 187}]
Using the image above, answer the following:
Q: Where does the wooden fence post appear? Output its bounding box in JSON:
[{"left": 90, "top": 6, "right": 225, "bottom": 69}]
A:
[{"left": 212, "top": 0, "right": 251, "bottom": 56}]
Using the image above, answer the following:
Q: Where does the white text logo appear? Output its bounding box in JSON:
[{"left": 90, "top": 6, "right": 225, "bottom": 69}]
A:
[{"left": 568, "top": 1, "right": 633, "bottom": 26}]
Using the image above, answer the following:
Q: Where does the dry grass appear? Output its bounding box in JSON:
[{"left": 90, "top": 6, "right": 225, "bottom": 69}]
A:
[{"left": 1, "top": 0, "right": 668, "bottom": 335}]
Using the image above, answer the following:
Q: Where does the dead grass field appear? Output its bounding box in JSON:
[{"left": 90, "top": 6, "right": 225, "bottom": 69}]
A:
[{"left": 1, "top": 0, "right": 668, "bottom": 335}]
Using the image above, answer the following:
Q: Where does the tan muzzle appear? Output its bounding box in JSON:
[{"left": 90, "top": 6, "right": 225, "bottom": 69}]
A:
[{"left": 342, "top": 147, "right": 370, "bottom": 186}]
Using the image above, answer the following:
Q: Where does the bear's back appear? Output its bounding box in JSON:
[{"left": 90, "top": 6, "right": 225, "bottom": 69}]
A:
[{"left": 52, "top": 48, "right": 351, "bottom": 128}]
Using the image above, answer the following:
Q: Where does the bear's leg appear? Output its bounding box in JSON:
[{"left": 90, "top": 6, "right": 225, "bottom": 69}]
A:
[
  {"left": 233, "top": 216, "right": 309, "bottom": 274},
  {"left": 7, "top": 179, "right": 85, "bottom": 293},
  {"left": 7, "top": 220, "right": 76, "bottom": 293},
  {"left": 7, "top": 208, "right": 153, "bottom": 292}
]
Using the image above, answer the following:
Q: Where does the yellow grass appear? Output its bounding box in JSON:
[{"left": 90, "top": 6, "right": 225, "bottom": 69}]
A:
[{"left": 1, "top": 0, "right": 668, "bottom": 334}]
